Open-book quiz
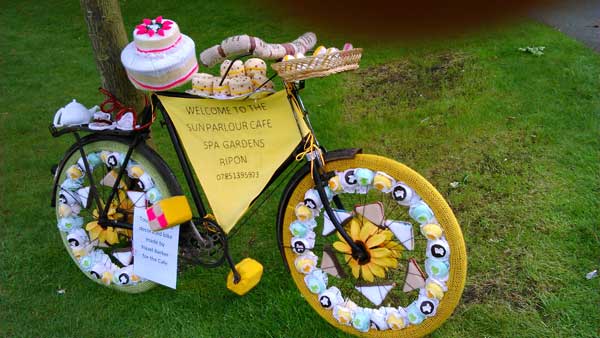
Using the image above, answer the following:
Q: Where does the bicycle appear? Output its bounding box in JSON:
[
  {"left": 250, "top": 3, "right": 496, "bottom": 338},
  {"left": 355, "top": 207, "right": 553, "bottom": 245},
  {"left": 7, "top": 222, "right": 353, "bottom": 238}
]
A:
[{"left": 50, "top": 46, "right": 466, "bottom": 337}]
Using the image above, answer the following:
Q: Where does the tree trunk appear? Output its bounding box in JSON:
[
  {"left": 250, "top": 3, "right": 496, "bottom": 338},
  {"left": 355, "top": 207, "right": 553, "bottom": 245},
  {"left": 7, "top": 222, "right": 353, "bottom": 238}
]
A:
[{"left": 80, "top": 0, "right": 144, "bottom": 110}]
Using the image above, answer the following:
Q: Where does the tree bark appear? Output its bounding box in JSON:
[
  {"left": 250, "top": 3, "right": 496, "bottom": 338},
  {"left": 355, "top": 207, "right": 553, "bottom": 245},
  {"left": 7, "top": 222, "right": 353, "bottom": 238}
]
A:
[{"left": 80, "top": 0, "right": 144, "bottom": 110}]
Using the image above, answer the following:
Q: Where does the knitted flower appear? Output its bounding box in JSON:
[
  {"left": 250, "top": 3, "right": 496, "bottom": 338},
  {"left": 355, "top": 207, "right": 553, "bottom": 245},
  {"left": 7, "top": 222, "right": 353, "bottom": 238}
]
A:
[
  {"left": 86, "top": 190, "right": 133, "bottom": 244},
  {"left": 135, "top": 16, "right": 173, "bottom": 37},
  {"left": 333, "top": 218, "right": 403, "bottom": 282}
]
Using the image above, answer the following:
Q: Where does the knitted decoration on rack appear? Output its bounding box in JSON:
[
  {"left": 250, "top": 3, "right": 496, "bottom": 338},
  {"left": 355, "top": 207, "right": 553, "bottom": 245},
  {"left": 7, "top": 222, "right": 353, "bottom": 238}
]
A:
[
  {"left": 199, "top": 32, "right": 317, "bottom": 67},
  {"left": 97, "top": 88, "right": 155, "bottom": 131}
]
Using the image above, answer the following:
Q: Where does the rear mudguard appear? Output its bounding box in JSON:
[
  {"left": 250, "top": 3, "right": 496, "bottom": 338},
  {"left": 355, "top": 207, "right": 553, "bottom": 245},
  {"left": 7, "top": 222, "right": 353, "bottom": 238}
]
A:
[{"left": 50, "top": 134, "right": 167, "bottom": 207}]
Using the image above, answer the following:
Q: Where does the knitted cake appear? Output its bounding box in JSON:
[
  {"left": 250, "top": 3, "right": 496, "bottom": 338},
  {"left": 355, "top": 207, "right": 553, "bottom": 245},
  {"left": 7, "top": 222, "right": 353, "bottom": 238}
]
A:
[{"left": 121, "top": 16, "right": 198, "bottom": 91}]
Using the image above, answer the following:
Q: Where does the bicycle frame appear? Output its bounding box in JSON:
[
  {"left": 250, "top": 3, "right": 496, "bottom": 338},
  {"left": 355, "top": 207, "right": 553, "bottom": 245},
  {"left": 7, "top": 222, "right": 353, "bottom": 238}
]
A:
[
  {"left": 155, "top": 82, "right": 368, "bottom": 262},
  {"left": 50, "top": 81, "right": 368, "bottom": 280}
]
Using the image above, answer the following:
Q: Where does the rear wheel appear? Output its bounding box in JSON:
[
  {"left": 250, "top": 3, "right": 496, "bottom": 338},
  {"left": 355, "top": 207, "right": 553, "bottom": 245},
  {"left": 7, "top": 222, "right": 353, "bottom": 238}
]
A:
[
  {"left": 278, "top": 154, "right": 466, "bottom": 337},
  {"left": 54, "top": 135, "right": 181, "bottom": 293}
]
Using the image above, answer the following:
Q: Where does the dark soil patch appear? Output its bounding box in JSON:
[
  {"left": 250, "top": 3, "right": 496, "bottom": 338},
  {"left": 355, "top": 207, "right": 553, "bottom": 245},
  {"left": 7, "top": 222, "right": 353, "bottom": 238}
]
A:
[{"left": 343, "top": 52, "right": 473, "bottom": 118}]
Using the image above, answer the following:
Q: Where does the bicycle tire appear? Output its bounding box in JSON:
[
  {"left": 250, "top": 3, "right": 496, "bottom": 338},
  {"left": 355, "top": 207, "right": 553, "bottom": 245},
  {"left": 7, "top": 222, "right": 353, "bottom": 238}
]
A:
[
  {"left": 54, "top": 134, "right": 182, "bottom": 293},
  {"left": 277, "top": 154, "right": 466, "bottom": 337}
]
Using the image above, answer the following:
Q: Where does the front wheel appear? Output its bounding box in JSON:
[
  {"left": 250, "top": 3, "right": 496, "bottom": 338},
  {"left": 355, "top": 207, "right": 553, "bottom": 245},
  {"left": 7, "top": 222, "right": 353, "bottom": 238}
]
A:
[{"left": 277, "top": 154, "right": 466, "bottom": 337}]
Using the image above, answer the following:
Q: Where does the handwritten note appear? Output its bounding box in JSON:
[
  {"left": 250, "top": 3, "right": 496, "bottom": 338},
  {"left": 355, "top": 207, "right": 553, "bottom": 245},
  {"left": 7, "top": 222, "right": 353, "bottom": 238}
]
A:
[{"left": 131, "top": 196, "right": 179, "bottom": 289}]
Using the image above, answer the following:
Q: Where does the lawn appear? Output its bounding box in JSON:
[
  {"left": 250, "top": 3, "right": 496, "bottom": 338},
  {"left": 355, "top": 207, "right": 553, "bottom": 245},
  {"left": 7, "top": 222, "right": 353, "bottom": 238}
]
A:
[{"left": 1, "top": 1, "right": 599, "bottom": 337}]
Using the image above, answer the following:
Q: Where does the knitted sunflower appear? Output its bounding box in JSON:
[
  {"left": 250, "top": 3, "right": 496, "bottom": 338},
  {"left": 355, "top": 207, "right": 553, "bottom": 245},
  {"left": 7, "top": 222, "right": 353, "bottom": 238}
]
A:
[{"left": 333, "top": 218, "right": 403, "bottom": 282}]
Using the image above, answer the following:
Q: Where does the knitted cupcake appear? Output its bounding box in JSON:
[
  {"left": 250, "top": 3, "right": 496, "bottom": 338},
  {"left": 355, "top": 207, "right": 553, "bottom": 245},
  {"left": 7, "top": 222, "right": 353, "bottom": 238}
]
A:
[
  {"left": 244, "top": 58, "right": 267, "bottom": 78},
  {"left": 229, "top": 76, "right": 254, "bottom": 96},
  {"left": 250, "top": 74, "right": 273, "bottom": 90},
  {"left": 220, "top": 60, "right": 245, "bottom": 78},
  {"left": 212, "top": 77, "right": 230, "bottom": 97},
  {"left": 189, "top": 73, "right": 214, "bottom": 96}
]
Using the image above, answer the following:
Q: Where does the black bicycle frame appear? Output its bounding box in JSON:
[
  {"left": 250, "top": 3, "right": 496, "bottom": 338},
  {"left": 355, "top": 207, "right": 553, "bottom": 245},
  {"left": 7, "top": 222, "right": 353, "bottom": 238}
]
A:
[
  {"left": 51, "top": 80, "right": 367, "bottom": 277},
  {"left": 154, "top": 83, "right": 367, "bottom": 260}
]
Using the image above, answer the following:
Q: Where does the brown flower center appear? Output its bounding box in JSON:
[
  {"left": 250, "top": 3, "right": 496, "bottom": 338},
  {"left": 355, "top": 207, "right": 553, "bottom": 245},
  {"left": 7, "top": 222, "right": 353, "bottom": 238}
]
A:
[{"left": 352, "top": 240, "right": 371, "bottom": 265}]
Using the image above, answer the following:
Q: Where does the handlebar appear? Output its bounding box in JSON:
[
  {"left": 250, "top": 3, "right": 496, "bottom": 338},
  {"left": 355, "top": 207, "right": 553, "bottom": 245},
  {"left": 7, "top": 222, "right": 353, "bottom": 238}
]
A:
[{"left": 199, "top": 32, "right": 317, "bottom": 67}]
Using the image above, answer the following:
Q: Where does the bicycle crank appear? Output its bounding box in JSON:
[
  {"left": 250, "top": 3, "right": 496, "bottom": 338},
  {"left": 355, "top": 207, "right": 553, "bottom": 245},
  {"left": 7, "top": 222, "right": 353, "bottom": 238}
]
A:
[{"left": 183, "top": 218, "right": 227, "bottom": 267}]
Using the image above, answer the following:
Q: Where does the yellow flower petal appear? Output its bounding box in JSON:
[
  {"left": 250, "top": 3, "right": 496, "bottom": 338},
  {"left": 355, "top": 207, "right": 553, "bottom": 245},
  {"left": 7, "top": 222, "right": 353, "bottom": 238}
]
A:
[
  {"left": 366, "top": 233, "right": 387, "bottom": 248},
  {"left": 385, "top": 240, "right": 402, "bottom": 249},
  {"left": 348, "top": 259, "right": 360, "bottom": 279},
  {"left": 88, "top": 227, "right": 102, "bottom": 241},
  {"left": 370, "top": 247, "right": 392, "bottom": 258},
  {"left": 85, "top": 221, "right": 99, "bottom": 231},
  {"left": 106, "top": 228, "right": 119, "bottom": 244},
  {"left": 119, "top": 193, "right": 134, "bottom": 210},
  {"left": 361, "top": 265, "right": 374, "bottom": 282},
  {"left": 371, "top": 257, "right": 398, "bottom": 268},
  {"left": 336, "top": 230, "right": 345, "bottom": 242},
  {"left": 333, "top": 241, "right": 352, "bottom": 254},
  {"left": 350, "top": 219, "right": 360, "bottom": 240},
  {"left": 118, "top": 229, "right": 132, "bottom": 238},
  {"left": 359, "top": 220, "right": 378, "bottom": 242},
  {"left": 368, "top": 262, "right": 386, "bottom": 278},
  {"left": 98, "top": 231, "right": 107, "bottom": 244},
  {"left": 385, "top": 241, "right": 404, "bottom": 257}
]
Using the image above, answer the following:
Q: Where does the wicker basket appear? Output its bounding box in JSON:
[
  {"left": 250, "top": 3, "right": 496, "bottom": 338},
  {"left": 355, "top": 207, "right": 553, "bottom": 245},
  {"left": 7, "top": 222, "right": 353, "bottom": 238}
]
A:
[{"left": 271, "top": 48, "right": 362, "bottom": 82}]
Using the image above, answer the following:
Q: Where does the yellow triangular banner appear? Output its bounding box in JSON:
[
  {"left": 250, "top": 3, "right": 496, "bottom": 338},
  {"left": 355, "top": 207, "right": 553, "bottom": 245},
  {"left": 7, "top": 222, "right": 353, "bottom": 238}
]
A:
[{"left": 157, "top": 91, "right": 308, "bottom": 233}]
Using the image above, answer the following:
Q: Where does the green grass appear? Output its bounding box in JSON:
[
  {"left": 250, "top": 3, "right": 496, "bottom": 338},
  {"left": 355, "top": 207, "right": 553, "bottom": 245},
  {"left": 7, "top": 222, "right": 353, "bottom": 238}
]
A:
[{"left": 1, "top": 1, "right": 599, "bottom": 337}]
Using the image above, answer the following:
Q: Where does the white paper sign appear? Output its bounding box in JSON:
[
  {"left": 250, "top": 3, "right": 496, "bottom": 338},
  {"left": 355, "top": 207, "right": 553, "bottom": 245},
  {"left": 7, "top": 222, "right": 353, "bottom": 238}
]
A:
[{"left": 132, "top": 199, "right": 179, "bottom": 289}]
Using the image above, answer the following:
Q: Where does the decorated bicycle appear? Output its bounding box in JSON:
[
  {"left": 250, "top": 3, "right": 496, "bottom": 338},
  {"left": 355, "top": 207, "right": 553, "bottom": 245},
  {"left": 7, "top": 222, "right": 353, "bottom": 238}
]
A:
[{"left": 50, "top": 16, "right": 466, "bottom": 337}]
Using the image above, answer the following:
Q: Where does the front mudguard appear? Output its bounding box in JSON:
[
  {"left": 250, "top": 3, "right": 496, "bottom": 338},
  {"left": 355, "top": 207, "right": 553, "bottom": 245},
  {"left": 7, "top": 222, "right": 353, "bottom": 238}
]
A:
[
  {"left": 50, "top": 134, "right": 149, "bottom": 207},
  {"left": 275, "top": 148, "right": 362, "bottom": 268}
]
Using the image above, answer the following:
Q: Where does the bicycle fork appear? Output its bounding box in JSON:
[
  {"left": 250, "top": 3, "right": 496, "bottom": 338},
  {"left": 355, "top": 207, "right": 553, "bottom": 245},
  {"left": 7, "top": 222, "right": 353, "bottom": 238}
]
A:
[{"left": 309, "top": 150, "right": 369, "bottom": 263}]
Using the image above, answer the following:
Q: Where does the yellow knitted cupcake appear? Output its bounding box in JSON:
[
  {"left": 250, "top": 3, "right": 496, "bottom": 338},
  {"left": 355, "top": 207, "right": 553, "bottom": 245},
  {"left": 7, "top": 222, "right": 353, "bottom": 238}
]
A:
[
  {"left": 190, "top": 73, "right": 214, "bottom": 96},
  {"left": 229, "top": 76, "right": 254, "bottom": 96},
  {"left": 212, "top": 77, "right": 230, "bottom": 96},
  {"left": 244, "top": 58, "right": 267, "bottom": 78},
  {"left": 250, "top": 74, "right": 273, "bottom": 90},
  {"left": 220, "top": 60, "right": 245, "bottom": 78}
]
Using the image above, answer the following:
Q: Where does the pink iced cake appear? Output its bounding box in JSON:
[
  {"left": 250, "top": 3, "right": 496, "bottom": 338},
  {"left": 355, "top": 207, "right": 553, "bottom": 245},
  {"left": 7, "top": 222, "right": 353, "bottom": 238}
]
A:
[{"left": 121, "top": 16, "right": 197, "bottom": 91}]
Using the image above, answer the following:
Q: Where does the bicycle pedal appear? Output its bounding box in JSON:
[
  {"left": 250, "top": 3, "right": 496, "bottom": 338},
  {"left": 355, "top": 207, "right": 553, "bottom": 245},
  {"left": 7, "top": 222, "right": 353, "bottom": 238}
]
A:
[{"left": 226, "top": 258, "right": 263, "bottom": 296}]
